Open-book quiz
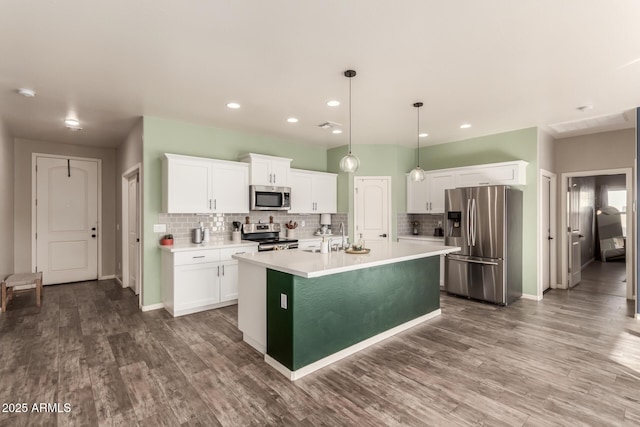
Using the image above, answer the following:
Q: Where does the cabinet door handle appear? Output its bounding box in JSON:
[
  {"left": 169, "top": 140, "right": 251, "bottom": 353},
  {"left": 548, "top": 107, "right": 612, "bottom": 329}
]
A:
[
  {"left": 269, "top": 173, "right": 273, "bottom": 183},
  {"left": 192, "top": 256, "right": 205, "bottom": 259},
  {"left": 430, "top": 202, "right": 432, "bottom": 210},
  {"left": 222, "top": 265, "right": 225, "bottom": 276},
  {"left": 209, "top": 199, "right": 212, "bottom": 209},
  {"left": 214, "top": 199, "right": 217, "bottom": 210},
  {"left": 217, "top": 266, "right": 220, "bottom": 277},
  {"left": 273, "top": 173, "right": 276, "bottom": 183}
]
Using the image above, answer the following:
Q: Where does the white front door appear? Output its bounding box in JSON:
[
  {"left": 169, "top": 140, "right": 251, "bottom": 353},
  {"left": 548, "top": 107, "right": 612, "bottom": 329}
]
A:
[
  {"left": 354, "top": 177, "right": 391, "bottom": 243},
  {"left": 568, "top": 178, "right": 582, "bottom": 287},
  {"left": 127, "top": 173, "right": 140, "bottom": 295},
  {"left": 36, "top": 156, "right": 99, "bottom": 285}
]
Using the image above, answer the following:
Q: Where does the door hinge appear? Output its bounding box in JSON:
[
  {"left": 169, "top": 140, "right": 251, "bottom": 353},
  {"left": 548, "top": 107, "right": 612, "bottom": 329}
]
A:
[
  {"left": 35, "top": 266, "right": 37, "bottom": 272},
  {"left": 35, "top": 232, "right": 37, "bottom": 239},
  {"left": 136, "top": 174, "right": 139, "bottom": 183},
  {"left": 35, "top": 199, "right": 37, "bottom": 206},
  {"left": 35, "top": 164, "right": 38, "bottom": 172}
]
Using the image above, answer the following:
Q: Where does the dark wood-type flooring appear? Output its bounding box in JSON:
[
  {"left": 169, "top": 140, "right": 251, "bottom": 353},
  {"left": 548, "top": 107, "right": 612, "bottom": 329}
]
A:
[{"left": 1, "top": 265, "right": 639, "bottom": 426}]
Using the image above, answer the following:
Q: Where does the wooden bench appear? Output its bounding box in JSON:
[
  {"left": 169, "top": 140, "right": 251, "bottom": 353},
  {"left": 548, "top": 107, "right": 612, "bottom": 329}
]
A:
[{"left": 1, "top": 272, "right": 43, "bottom": 312}]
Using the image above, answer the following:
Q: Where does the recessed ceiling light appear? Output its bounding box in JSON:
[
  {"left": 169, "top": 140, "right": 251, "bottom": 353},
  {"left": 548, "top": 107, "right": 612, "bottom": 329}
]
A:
[
  {"left": 287, "top": 117, "right": 298, "bottom": 123},
  {"left": 18, "top": 88, "right": 36, "bottom": 97},
  {"left": 332, "top": 129, "right": 342, "bottom": 134},
  {"left": 64, "top": 118, "right": 82, "bottom": 130},
  {"left": 226, "top": 102, "right": 241, "bottom": 109},
  {"left": 460, "top": 123, "right": 471, "bottom": 129},
  {"left": 327, "top": 100, "right": 340, "bottom": 107},
  {"left": 419, "top": 133, "right": 428, "bottom": 138}
]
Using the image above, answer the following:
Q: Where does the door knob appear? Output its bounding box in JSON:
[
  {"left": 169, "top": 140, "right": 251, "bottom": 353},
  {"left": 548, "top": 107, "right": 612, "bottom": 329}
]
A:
[
  {"left": 548, "top": 236, "right": 554, "bottom": 240},
  {"left": 379, "top": 233, "right": 388, "bottom": 237},
  {"left": 91, "top": 234, "right": 96, "bottom": 238},
  {"left": 579, "top": 234, "right": 584, "bottom": 238},
  {"left": 91, "top": 227, "right": 96, "bottom": 231}
]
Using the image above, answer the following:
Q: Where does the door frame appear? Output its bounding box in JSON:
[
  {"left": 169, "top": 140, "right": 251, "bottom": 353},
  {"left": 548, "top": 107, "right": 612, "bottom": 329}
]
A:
[
  {"left": 353, "top": 176, "right": 392, "bottom": 241},
  {"left": 537, "top": 169, "right": 557, "bottom": 299},
  {"left": 122, "top": 163, "right": 142, "bottom": 308},
  {"left": 560, "top": 168, "right": 634, "bottom": 299},
  {"left": 31, "top": 153, "right": 103, "bottom": 279}
]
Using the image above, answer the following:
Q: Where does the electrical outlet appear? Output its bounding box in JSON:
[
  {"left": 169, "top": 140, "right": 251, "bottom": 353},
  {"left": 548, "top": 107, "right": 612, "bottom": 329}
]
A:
[
  {"left": 438, "top": 221, "right": 442, "bottom": 227},
  {"left": 301, "top": 221, "right": 305, "bottom": 227},
  {"left": 280, "top": 293, "right": 288, "bottom": 309},
  {"left": 153, "top": 224, "right": 167, "bottom": 233}
]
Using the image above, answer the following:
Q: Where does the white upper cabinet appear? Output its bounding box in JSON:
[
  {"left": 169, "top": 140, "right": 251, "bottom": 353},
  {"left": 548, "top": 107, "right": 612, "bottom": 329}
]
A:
[
  {"left": 406, "top": 175, "right": 429, "bottom": 214},
  {"left": 406, "top": 161, "right": 527, "bottom": 214},
  {"left": 239, "top": 153, "right": 292, "bottom": 187},
  {"left": 163, "top": 153, "right": 249, "bottom": 214},
  {"left": 289, "top": 169, "right": 337, "bottom": 213},
  {"left": 406, "top": 171, "right": 455, "bottom": 214},
  {"left": 454, "top": 161, "right": 527, "bottom": 187},
  {"left": 428, "top": 171, "right": 456, "bottom": 213}
]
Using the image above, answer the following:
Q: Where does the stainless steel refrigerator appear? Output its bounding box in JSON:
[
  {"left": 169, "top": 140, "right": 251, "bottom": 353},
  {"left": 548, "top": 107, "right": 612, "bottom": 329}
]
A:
[{"left": 444, "top": 185, "right": 522, "bottom": 305}]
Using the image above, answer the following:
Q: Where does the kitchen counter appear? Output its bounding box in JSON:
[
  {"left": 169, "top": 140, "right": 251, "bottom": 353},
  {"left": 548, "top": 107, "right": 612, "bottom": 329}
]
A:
[
  {"left": 158, "top": 239, "right": 257, "bottom": 252},
  {"left": 397, "top": 235, "right": 444, "bottom": 242},
  {"left": 232, "top": 240, "right": 458, "bottom": 278},
  {"left": 236, "top": 241, "right": 460, "bottom": 380}
]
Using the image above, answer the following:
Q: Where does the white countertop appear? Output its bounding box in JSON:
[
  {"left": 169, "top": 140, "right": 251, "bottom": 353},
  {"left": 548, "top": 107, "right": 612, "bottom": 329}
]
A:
[
  {"left": 397, "top": 235, "right": 445, "bottom": 241},
  {"left": 159, "top": 239, "right": 258, "bottom": 253},
  {"left": 233, "top": 241, "right": 460, "bottom": 278}
]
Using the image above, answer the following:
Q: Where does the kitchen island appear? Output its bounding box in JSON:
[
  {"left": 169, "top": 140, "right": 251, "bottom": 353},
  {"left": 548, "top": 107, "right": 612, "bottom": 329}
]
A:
[{"left": 233, "top": 241, "right": 460, "bottom": 380}]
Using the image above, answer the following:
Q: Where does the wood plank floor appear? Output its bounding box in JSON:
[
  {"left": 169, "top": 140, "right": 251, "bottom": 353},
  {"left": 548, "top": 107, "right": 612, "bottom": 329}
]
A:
[{"left": 1, "top": 273, "right": 639, "bottom": 426}]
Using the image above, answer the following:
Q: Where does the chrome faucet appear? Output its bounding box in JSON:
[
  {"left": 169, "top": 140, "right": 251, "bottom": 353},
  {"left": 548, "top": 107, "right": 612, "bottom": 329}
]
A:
[{"left": 340, "top": 222, "right": 346, "bottom": 249}]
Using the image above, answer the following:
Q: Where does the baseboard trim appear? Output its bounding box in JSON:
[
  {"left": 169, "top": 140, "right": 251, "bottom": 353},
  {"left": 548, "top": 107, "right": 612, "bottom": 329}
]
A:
[
  {"left": 99, "top": 275, "right": 115, "bottom": 280},
  {"left": 521, "top": 293, "right": 542, "bottom": 301},
  {"left": 141, "top": 303, "right": 164, "bottom": 312},
  {"left": 265, "top": 309, "right": 442, "bottom": 381},
  {"left": 114, "top": 276, "right": 123, "bottom": 286}
]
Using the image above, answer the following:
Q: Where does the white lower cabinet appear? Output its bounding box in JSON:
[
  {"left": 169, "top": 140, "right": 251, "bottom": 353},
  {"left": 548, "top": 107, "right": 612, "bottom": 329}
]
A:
[{"left": 162, "top": 244, "right": 258, "bottom": 317}]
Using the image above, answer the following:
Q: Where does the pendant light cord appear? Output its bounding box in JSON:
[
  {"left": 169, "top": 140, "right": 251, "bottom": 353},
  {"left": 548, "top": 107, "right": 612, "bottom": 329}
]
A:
[
  {"left": 348, "top": 76, "right": 352, "bottom": 155},
  {"left": 416, "top": 105, "right": 420, "bottom": 167}
]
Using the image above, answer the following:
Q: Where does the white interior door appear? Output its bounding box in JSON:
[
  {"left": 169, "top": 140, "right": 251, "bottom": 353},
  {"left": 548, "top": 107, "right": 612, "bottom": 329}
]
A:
[
  {"left": 541, "top": 175, "right": 551, "bottom": 292},
  {"left": 568, "top": 178, "right": 582, "bottom": 287},
  {"left": 354, "top": 177, "right": 391, "bottom": 243},
  {"left": 36, "top": 156, "right": 99, "bottom": 285},
  {"left": 127, "top": 174, "right": 140, "bottom": 295}
]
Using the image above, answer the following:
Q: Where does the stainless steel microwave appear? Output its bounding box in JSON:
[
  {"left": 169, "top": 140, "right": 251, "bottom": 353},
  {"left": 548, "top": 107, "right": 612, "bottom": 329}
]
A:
[{"left": 250, "top": 185, "right": 291, "bottom": 211}]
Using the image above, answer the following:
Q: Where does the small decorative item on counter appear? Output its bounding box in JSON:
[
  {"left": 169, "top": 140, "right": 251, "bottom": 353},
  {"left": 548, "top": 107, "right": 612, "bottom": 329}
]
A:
[
  {"left": 346, "top": 234, "right": 370, "bottom": 254},
  {"left": 412, "top": 221, "right": 419, "bottom": 235},
  {"left": 245, "top": 216, "right": 250, "bottom": 224},
  {"left": 160, "top": 234, "right": 174, "bottom": 246},
  {"left": 269, "top": 216, "right": 274, "bottom": 224},
  {"left": 320, "top": 236, "right": 329, "bottom": 254},
  {"left": 285, "top": 220, "right": 298, "bottom": 238}
]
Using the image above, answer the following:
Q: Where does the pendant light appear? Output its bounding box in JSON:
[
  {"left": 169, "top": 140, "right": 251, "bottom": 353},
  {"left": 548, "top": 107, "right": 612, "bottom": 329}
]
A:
[
  {"left": 339, "top": 69, "right": 360, "bottom": 173},
  {"left": 409, "top": 102, "right": 426, "bottom": 182}
]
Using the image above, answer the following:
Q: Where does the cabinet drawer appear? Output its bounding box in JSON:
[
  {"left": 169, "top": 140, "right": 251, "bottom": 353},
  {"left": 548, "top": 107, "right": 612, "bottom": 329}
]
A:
[
  {"left": 174, "top": 250, "right": 220, "bottom": 265},
  {"left": 220, "top": 245, "right": 257, "bottom": 261}
]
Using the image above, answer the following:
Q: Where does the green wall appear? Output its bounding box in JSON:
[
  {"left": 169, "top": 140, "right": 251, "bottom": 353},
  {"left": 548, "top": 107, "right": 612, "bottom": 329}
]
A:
[
  {"left": 142, "top": 116, "right": 329, "bottom": 305},
  {"left": 421, "top": 127, "right": 539, "bottom": 296},
  {"left": 327, "top": 144, "right": 415, "bottom": 241}
]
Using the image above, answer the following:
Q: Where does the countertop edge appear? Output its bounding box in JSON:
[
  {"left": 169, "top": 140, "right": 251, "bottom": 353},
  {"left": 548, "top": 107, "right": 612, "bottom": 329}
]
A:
[
  {"left": 159, "top": 240, "right": 258, "bottom": 253},
  {"left": 233, "top": 245, "right": 460, "bottom": 278}
]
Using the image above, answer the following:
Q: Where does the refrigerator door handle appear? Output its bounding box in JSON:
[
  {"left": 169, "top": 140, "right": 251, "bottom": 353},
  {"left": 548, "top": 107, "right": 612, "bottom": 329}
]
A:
[
  {"left": 471, "top": 198, "right": 477, "bottom": 246},
  {"left": 466, "top": 198, "right": 472, "bottom": 246},
  {"left": 448, "top": 255, "right": 499, "bottom": 266}
]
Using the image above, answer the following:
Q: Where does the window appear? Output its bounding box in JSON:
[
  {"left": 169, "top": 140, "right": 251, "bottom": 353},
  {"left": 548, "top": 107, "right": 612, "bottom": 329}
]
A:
[{"left": 607, "top": 189, "right": 627, "bottom": 236}]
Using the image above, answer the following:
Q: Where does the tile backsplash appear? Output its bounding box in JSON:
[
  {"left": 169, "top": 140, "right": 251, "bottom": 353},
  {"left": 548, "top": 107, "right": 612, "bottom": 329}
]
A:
[
  {"left": 397, "top": 213, "right": 444, "bottom": 237},
  {"left": 157, "top": 212, "right": 348, "bottom": 241}
]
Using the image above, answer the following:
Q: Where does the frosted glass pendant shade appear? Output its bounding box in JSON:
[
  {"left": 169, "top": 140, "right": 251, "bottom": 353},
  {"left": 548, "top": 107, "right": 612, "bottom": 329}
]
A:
[
  {"left": 339, "top": 153, "right": 360, "bottom": 173},
  {"left": 409, "top": 166, "right": 426, "bottom": 182}
]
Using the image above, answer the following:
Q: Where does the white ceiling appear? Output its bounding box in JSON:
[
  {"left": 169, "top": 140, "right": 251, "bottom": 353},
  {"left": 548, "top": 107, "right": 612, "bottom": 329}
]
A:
[{"left": 1, "top": 1, "right": 639, "bottom": 149}]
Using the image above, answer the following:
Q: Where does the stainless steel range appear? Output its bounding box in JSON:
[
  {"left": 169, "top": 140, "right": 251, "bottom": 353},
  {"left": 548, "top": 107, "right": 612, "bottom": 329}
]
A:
[{"left": 242, "top": 223, "right": 298, "bottom": 251}]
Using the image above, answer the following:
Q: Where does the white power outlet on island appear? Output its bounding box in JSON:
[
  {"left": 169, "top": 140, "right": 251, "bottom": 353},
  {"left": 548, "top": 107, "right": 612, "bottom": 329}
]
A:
[{"left": 280, "top": 293, "right": 288, "bottom": 309}]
